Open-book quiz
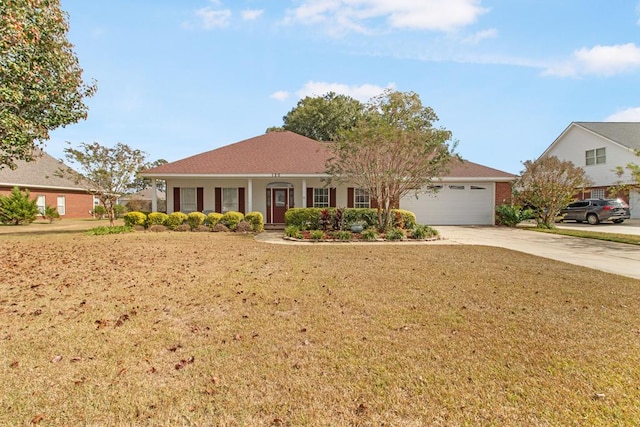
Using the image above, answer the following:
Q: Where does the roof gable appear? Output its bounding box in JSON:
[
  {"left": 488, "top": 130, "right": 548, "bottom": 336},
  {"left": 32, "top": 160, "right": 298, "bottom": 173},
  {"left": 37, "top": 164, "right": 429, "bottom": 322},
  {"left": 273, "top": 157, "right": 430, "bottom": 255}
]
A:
[
  {"left": 542, "top": 122, "right": 640, "bottom": 158},
  {"left": 0, "top": 151, "right": 89, "bottom": 191}
]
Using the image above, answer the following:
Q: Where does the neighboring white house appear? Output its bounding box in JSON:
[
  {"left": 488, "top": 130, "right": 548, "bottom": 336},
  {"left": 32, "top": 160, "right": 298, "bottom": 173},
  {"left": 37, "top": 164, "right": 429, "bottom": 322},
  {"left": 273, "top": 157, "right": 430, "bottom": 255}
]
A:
[
  {"left": 540, "top": 122, "right": 640, "bottom": 219},
  {"left": 141, "top": 131, "right": 516, "bottom": 226}
]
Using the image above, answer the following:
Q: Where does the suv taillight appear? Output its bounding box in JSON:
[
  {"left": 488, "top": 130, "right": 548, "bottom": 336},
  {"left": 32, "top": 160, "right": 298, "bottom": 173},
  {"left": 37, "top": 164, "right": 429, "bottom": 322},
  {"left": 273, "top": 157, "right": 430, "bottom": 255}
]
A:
[{"left": 603, "top": 206, "right": 612, "bottom": 210}]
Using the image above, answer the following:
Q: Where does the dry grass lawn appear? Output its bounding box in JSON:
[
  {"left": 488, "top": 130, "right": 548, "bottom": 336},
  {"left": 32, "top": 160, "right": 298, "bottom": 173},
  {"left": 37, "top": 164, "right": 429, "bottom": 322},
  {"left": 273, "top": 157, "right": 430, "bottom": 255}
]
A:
[{"left": 1, "top": 231, "right": 639, "bottom": 426}]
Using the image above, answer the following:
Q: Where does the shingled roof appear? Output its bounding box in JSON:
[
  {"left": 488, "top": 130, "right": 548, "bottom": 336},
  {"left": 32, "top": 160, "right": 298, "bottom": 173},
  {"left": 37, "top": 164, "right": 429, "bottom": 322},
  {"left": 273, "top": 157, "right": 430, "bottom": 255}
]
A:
[
  {"left": 573, "top": 122, "right": 640, "bottom": 150},
  {"left": 144, "top": 131, "right": 333, "bottom": 176},
  {"left": 143, "top": 131, "right": 516, "bottom": 179},
  {"left": 0, "top": 151, "right": 89, "bottom": 191}
]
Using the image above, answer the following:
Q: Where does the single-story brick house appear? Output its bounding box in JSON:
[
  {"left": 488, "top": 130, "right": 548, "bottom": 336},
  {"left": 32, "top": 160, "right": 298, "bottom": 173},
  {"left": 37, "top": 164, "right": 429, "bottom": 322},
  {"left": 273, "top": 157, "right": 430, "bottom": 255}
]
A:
[
  {"left": 0, "top": 151, "right": 96, "bottom": 219},
  {"left": 141, "top": 131, "right": 516, "bottom": 225},
  {"left": 540, "top": 122, "right": 640, "bottom": 218}
]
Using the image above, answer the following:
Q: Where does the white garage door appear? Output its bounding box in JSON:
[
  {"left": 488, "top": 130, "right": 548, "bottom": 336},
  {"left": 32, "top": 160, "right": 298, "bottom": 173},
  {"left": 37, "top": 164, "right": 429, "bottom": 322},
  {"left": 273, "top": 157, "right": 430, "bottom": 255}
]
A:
[{"left": 400, "top": 182, "right": 495, "bottom": 225}]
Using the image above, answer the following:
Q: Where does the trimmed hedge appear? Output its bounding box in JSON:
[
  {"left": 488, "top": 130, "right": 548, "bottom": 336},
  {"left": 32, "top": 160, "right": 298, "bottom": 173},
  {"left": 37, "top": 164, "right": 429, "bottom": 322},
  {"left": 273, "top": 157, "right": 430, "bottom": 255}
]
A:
[
  {"left": 187, "top": 212, "right": 206, "bottom": 230},
  {"left": 123, "top": 211, "right": 147, "bottom": 227},
  {"left": 221, "top": 211, "right": 244, "bottom": 231},
  {"left": 285, "top": 208, "right": 322, "bottom": 230},
  {"left": 207, "top": 212, "right": 223, "bottom": 227},
  {"left": 244, "top": 211, "right": 264, "bottom": 233},
  {"left": 147, "top": 212, "right": 168, "bottom": 226},
  {"left": 165, "top": 212, "right": 188, "bottom": 230},
  {"left": 285, "top": 207, "right": 418, "bottom": 231}
]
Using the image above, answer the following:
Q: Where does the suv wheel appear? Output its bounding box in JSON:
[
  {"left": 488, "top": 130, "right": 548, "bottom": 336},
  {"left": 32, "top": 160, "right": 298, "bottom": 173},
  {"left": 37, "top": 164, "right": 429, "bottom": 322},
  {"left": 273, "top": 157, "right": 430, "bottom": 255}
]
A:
[{"left": 587, "top": 213, "right": 599, "bottom": 225}]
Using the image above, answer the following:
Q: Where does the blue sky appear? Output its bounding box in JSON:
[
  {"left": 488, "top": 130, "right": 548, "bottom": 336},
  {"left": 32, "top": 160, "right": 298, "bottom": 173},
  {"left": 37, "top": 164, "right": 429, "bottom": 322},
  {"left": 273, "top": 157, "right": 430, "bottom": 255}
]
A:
[{"left": 49, "top": 0, "right": 640, "bottom": 174}]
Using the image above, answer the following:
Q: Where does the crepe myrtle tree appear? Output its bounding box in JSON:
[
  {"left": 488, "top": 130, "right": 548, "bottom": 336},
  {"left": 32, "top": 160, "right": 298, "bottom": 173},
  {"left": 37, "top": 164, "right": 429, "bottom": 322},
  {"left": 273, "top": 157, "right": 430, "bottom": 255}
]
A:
[
  {"left": 0, "top": 0, "right": 96, "bottom": 169},
  {"left": 515, "top": 156, "right": 592, "bottom": 229},
  {"left": 610, "top": 149, "right": 640, "bottom": 198},
  {"left": 327, "top": 89, "right": 457, "bottom": 231},
  {"left": 60, "top": 142, "right": 147, "bottom": 226}
]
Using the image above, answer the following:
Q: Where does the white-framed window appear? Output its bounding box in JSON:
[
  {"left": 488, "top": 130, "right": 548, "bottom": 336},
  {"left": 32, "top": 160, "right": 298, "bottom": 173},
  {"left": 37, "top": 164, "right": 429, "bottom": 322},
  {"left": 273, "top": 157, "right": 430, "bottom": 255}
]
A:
[
  {"left": 591, "top": 188, "right": 605, "bottom": 199},
  {"left": 57, "top": 196, "right": 66, "bottom": 216},
  {"left": 180, "top": 188, "right": 197, "bottom": 213},
  {"left": 222, "top": 188, "right": 239, "bottom": 213},
  {"left": 313, "top": 188, "right": 329, "bottom": 208},
  {"left": 586, "top": 147, "right": 606, "bottom": 166},
  {"left": 354, "top": 188, "right": 370, "bottom": 208},
  {"left": 36, "top": 195, "right": 46, "bottom": 215}
]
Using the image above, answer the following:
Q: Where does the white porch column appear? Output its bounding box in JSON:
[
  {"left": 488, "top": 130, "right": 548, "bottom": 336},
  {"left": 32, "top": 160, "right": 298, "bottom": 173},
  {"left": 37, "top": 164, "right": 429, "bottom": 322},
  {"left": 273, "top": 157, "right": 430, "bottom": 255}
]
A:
[
  {"left": 247, "top": 179, "right": 253, "bottom": 212},
  {"left": 151, "top": 179, "right": 158, "bottom": 212},
  {"left": 302, "top": 179, "right": 307, "bottom": 208}
]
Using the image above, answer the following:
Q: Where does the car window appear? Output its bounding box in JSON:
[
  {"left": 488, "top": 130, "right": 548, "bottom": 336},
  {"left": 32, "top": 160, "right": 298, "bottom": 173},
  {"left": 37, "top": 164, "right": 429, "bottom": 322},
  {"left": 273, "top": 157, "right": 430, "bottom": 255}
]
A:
[{"left": 569, "top": 202, "right": 589, "bottom": 208}]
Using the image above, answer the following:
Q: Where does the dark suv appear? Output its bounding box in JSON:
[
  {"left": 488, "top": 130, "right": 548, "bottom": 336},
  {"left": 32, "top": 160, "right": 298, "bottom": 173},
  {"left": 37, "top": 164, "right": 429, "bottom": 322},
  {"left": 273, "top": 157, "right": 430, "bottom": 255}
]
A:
[{"left": 560, "top": 198, "right": 631, "bottom": 225}]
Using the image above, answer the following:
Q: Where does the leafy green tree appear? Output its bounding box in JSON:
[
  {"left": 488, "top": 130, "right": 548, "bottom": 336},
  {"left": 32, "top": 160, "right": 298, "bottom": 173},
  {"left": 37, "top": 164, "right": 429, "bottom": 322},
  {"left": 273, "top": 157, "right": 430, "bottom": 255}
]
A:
[
  {"left": 516, "top": 156, "right": 592, "bottom": 229},
  {"left": 60, "top": 142, "right": 147, "bottom": 226},
  {"left": 0, "top": 186, "right": 39, "bottom": 224},
  {"left": 1, "top": 0, "right": 96, "bottom": 169},
  {"left": 327, "top": 90, "right": 457, "bottom": 231},
  {"left": 273, "top": 92, "right": 364, "bottom": 141},
  {"left": 611, "top": 149, "right": 640, "bottom": 198},
  {"left": 130, "top": 158, "right": 168, "bottom": 192}
]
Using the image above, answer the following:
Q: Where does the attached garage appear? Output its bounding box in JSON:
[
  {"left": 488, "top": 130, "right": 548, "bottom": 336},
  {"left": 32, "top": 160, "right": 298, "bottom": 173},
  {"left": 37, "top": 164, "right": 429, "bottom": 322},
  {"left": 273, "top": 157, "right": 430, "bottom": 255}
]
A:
[
  {"left": 399, "top": 161, "right": 517, "bottom": 226},
  {"left": 630, "top": 190, "right": 640, "bottom": 219},
  {"left": 401, "top": 181, "right": 496, "bottom": 225}
]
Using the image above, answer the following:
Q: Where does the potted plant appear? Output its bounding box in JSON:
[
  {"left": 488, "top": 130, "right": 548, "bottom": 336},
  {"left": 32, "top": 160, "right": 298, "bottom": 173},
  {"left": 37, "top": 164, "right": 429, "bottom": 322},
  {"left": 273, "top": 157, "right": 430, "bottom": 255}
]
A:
[{"left": 350, "top": 221, "right": 365, "bottom": 233}]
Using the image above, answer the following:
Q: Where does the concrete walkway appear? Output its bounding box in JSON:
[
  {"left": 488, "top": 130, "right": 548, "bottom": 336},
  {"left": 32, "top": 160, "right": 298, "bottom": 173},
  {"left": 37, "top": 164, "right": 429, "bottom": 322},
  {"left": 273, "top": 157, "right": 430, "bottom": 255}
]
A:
[{"left": 255, "top": 227, "right": 640, "bottom": 281}]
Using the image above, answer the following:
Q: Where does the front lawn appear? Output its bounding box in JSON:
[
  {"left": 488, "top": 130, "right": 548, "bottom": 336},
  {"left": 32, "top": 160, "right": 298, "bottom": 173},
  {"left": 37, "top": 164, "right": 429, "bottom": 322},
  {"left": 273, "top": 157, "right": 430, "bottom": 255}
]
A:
[
  {"left": 526, "top": 227, "right": 640, "bottom": 245},
  {"left": 1, "top": 232, "right": 639, "bottom": 425}
]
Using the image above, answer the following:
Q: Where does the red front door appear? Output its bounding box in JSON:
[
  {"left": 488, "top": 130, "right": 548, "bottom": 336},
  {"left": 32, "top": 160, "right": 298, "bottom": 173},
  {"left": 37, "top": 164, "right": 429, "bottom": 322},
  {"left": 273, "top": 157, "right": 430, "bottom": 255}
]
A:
[{"left": 272, "top": 189, "right": 288, "bottom": 223}]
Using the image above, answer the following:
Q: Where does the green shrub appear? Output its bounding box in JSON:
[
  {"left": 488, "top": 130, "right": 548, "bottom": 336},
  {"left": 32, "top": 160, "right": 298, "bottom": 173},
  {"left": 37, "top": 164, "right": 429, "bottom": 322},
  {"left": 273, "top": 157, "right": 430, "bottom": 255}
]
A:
[
  {"left": 360, "top": 228, "right": 378, "bottom": 241},
  {"left": 147, "top": 212, "right": 168, "bottom": 226},
  {"left": 123, "top": 211, "right": 147, "bottom": 227},
  {"left": 343, "top": 208, "right": 378, "bottom": 229},
  {"left": 310, "top": 230, "right": 324, "bottom": 240},
  {"left": 244, "top": 211, "right": 264, "bottom": 232},
  {"left": 285, "top": 208, "right": 322, "bottom": 230},
  {"left": 113, "top": 204, "right": 126, "bottom": 219},
  {"left": 221, "top": 211, "right": 244, "bottom": 231},
  {"left": 165, "top": 212, "right": 188, "bottom": 229},
  {"left": 385, "top": 227, "right": 405, "bottom": 241},
  {"left": 187, "top": 211, "right": 206, "bottom": 230},
  {"left": 335, "top": 230, "right": 352, "bottom": 241},
  {"left": 43, "top": 205, "right": 60, "bottom": 223},
  {"left": 495, "top": 204, "right": 535, "bottom": 227},
  {"left": 411, "top": 224, "right": 438, "bottom": 239},
  {"left": 284, "top": 225, "right": 302, "bottom": 239},
  {"left": 0, "top": 187, "right": 39, "bottom": 225},
  {"left": 86, "top": 226, "right": 133, "bottom": 236},
  {"left": 392, "top": 209, "right": 417, "bottom": 229},
  {"left": 93, "top": 205, "right": 106, "bottom": 217},
  {"left": 206, "top": 212, "right": 223, "bottom": 227}
]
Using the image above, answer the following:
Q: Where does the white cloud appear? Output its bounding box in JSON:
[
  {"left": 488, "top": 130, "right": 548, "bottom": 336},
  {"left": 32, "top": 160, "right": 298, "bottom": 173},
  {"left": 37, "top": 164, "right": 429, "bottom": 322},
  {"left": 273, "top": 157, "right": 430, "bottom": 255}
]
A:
[
  {"left": 543, "top": 43, "right": 640, "bottom": 77},
  {"left": 242, "top": 9, "right": 264, "bottom": 21},
  {"left": 195, "top": 7, "right": 232, "bottom": 29},
  {"left": 296, "top": 81, "right": 395, "bottom": 102},
  {"left": 284, "top": 0, "right": 487, "bottom": 34},
  {"left": 606, "top": 107, "right": 640, "bottom": 122},
  {"left": 270, "top": 91, "right": 290, "bottom": 101},
  {"left": 460, "top": 28, "right": 497, "bottom": 45}
]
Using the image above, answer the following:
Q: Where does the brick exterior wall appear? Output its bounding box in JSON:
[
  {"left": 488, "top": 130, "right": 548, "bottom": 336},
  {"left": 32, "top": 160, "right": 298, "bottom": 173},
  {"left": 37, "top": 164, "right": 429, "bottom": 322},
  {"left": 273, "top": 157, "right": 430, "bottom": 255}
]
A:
[
  {"left": 0, "top": 187, "right": 94, "bottom": 219},
  {"left": 494, "top": 181, "right": 513, "bottom": 207},
  {"left": 576, "top": 186, "right": 629, "bottom": 204}
]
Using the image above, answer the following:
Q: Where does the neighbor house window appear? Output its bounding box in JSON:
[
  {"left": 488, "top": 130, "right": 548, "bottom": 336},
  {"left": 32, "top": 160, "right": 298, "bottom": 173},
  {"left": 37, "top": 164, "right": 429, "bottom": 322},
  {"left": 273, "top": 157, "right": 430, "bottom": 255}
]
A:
[
  {"left": 180, "top": 188, "right": 197, "bottom": 213},
  {"left": 591, "top": 188, "right": 605, "bottom": 199},
  {"left": 222, "top": 188, "right": 238, "bottom": 212},
  {"left": 36, "top": 195, "right": 46, "bottom": 215},
  {"left": 354, "top": 188, "right": 370, "bottom": 208},
  {"left": 57, "top": 196, "right": 66, "bottom": 216},
  {"left": 586, "top": 147, "right": 606, "bottom": 165},
  {"left": 313, "top": 188, "right": 329, "bottom": 208}
]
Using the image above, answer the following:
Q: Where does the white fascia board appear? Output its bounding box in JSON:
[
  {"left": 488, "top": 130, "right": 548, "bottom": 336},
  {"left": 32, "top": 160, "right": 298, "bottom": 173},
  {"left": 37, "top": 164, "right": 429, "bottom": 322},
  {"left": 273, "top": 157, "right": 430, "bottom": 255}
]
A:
[{"left": 436, "top": 177, "right": 517, "bottom": 182}]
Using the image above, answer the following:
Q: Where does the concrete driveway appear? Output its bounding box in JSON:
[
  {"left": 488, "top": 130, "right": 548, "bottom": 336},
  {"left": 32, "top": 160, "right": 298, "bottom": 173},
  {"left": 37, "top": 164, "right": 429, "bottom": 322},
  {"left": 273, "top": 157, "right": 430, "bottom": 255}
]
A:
[
  {"left": 556, "top": 218, "right": 640, "bottom": 235},
  {"left": 436, "top": 226, "right": 640, "bottom": 280}
]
